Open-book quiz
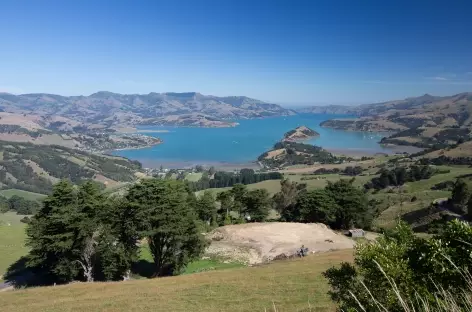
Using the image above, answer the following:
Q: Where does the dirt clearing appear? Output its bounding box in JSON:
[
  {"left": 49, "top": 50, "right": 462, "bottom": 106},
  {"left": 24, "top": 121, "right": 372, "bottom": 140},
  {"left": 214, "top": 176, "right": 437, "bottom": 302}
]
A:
[{"left": 206, "top": 222, "right": 355, "bottom": 264}]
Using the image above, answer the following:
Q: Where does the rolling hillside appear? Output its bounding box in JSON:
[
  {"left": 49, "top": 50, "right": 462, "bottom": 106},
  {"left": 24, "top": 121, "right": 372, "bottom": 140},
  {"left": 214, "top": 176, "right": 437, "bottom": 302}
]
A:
[
  {"left": 314, "top": 93, "right": 472, "bottom": 149},
  {"left": 0, "top": 141, "right": 142, "bottom": 194}
]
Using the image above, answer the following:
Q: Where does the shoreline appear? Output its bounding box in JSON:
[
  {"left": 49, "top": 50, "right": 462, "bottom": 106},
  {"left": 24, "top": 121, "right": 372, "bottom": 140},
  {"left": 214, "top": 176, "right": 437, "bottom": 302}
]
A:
[
  {"left": 128, "top": 158, "right": 262, "bottom": 170},
  {"left": 105, "top": 141, "right": 163, "bottom": 153}
]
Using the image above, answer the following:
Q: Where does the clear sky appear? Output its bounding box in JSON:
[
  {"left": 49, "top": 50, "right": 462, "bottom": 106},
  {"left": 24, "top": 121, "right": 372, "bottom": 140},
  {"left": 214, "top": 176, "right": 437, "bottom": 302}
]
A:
[{"left": 1, "top": 0, "right": 472, "bottom": 106}]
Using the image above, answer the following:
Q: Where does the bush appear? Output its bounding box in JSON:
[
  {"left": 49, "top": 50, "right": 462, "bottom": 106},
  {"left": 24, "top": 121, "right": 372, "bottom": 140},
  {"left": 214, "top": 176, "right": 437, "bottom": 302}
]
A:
[{"left": 324, "top": 220, "right": 472, "bottom": 311}]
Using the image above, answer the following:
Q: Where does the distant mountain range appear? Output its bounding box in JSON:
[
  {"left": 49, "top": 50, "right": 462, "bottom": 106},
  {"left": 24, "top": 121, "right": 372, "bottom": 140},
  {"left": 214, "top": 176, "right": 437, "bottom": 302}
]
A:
[{"left": 0, "top": 92, "right": 295, "bottom": 128}]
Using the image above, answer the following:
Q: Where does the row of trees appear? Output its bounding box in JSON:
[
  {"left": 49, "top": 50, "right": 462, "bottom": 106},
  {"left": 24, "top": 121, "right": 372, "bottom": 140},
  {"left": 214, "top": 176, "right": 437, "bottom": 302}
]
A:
[
  {"left": 186, "top": 169, "right": 282, "bottom": 191},
  {"left": 312, "top": 165, "right": 364, "bottom": 176},
  {"left": 0, "top": 195, "right": 41, "bottom": 215},
  {"left": 17, "top": 179, "right": 207, "bottom": 285},
  {"left": 364, "top": 165, "right": 436, "bottom": 190},
  {"left": 273, "top": 178, "right": 375, "bottom": 230}
]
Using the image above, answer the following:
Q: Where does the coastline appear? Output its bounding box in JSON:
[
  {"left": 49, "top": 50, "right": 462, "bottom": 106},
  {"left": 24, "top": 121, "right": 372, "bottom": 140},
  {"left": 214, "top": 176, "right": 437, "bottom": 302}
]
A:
[
  {"left": 128, "top": 158, "right": 261, "bottom": 170},
  {"left": 106, "top": 141, "right": 163, "bottom": 153}
]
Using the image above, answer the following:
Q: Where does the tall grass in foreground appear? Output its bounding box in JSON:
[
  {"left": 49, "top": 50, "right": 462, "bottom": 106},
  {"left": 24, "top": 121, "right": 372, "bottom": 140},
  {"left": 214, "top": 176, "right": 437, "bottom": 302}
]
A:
[{"left": 341, "top": 260, "right": 472, "bottom": 312}]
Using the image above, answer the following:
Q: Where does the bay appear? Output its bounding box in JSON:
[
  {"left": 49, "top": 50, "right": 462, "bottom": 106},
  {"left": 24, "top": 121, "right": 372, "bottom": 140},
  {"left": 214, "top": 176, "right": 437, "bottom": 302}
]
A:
[{"left": 112, "top": 114, "right": 396, "bottom": 168}]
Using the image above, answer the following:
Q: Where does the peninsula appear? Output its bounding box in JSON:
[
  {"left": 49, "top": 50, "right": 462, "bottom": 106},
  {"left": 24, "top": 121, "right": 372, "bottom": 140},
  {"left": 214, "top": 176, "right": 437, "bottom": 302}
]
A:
[{"left": 283, "top": 126, "right": 319, "bottom": 141}]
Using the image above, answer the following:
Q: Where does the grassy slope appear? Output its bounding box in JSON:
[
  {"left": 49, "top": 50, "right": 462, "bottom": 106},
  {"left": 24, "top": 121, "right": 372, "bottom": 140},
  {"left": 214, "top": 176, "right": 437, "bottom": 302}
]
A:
[
  {"left": 0, "top": 212, "right": 28, "bottom": 276},
  {"left": 0, "top": 250, "right": 352, "bottom": 312},
  {"left": 373, "top": 165, "right": 472, "bottom": 229},
  {"left": 185, "top": 172, "right": 203, "bottom": 182},
  {"left": 0, "top": 189, "right": 46, "bottom": 201}
]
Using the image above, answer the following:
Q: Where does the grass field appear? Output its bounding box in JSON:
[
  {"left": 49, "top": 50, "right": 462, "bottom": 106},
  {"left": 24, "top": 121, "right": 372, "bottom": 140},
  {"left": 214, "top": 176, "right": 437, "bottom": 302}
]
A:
[
  {"left": 185, "top": 172, "right": 203, "bottom": 182},
  {"left": 138, "top": 243, "right": 245, "bottom": 276},
  {"left": 0, "top": 249, "right": 353, "bottom": 312},
  {"left": 0, "top": 212, "right": 28, "bottom": 277},
  {"left": 0, "top": 189, "right": 46, "bottom": 201}
]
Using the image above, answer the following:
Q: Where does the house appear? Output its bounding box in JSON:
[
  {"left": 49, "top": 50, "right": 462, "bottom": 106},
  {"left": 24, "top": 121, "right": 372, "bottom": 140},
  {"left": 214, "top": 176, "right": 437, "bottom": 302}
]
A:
[{"left": 347, "top": 229, "right": 365, "bottom": 238}]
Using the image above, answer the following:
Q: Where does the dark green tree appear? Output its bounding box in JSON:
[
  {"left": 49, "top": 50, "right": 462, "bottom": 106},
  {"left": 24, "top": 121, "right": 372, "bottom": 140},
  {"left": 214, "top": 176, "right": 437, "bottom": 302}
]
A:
[
  {"left": 231, "top": 183, "right": 247, "bottom": 217},
  {"left": 74, "top": 181, "right": 107, "bottom": 282},
  {"left": 326, "top": 179, "right": 370, "bottom": 229},
  {"left": 125, "top": 179, "right": 206, "bottom": 277},
  {"left": 451, "top": 178, "right": 470, "bottom": 214},
  {"left": 244, "top": 189, "right": 271, "bottom": 222},
  {"left": 196, "top": 190, "right": 217, "bottom": 225},
  {"left": 272, "top": 179, "right": 306, "bottom": 221},
  {"left": 0, "top": 196, "right": 10, "bottom": 213},
  {"left": 297, "top": 189, "right": 338, "bottom": 225},
  {"left": 26, "top": 180, "right": 80, "bottom": 284},
  {"left": 216, "top": 190, "right": 233, "bottom": 221},
  {"left": 101, "top": 196, "right": 146, "bottom": 281}
]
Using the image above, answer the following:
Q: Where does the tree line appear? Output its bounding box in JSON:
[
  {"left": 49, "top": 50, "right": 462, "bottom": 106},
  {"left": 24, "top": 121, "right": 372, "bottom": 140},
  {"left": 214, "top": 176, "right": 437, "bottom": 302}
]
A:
[
  {"left": 313, "top": 165, "right": 364, "bottom": 176},
  {"left": 273, "top": 178, "right": 376, "bottom": 230},
  {"left": 364, "top": 165, "right": 436, "bottom": 190},
  {"left": 7, "top": 179, "right": 208, "bottom": 286},
  {"left": 7, "top": 178, "right": 276, "bottom": 286},
  {"left": 186, "top": 168, "right": 282, "bottom": 191},
  {"left": 0, "top": 195, "right": 41, "bottom": 215}
]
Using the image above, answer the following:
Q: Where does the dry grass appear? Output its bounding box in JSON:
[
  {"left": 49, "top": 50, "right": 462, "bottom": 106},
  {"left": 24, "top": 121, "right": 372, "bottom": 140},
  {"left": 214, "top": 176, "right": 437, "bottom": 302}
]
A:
[
  {"left": 425, "top": 141, "right": 472, "bottom": 158},
  {"left": 0, "top": 250, "right": 353, "bottom": 312}
]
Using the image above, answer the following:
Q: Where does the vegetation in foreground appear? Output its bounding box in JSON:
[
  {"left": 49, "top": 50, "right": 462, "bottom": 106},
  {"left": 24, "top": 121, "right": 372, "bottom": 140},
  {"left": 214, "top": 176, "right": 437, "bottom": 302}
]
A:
[{"left": 324, "top": 220, "right": 472, "bottom": 311}]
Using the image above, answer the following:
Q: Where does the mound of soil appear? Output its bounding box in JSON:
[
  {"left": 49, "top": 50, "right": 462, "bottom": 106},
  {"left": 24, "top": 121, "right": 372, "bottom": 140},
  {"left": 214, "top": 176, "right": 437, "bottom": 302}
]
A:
[{"left": 205, "top": 222, "right": 355, "bottom": 264}]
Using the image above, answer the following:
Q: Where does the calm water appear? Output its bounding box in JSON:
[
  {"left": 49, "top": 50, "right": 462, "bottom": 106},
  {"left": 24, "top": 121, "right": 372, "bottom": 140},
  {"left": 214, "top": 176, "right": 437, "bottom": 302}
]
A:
[{"left": 113, "top": 114, "right": 392, "bottom": 168}]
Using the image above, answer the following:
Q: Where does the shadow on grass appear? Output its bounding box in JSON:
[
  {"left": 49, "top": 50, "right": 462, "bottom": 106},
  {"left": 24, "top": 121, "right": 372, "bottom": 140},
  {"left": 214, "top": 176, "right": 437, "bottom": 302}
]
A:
[
  {"left": 3, "top": 256, "right": 48, "bottom": 288},
  {"left": 131, "top": 259, "right": 155, "bottom": 278}
]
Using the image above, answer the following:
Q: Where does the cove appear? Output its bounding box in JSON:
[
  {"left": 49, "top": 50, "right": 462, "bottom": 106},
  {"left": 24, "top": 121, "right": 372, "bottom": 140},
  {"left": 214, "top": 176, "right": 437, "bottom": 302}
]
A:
[{"left": 112, "top": 114, "right": 393, "bottom": 168}]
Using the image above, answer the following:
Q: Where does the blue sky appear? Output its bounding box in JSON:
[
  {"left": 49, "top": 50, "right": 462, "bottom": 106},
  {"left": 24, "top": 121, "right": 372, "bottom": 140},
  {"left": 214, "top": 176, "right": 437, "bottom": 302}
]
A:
[{"left": 1, "top": 0, "right": 471, "bottom": 106}]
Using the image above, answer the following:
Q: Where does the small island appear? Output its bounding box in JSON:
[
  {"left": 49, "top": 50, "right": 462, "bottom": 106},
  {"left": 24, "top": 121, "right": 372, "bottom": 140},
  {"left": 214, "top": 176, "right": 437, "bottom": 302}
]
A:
[
  {"left": 257, "top": 126, "right": 337, "bottom": 169},
  {"left": 283, "top": 126, "right": 319, "bottom": 141}
]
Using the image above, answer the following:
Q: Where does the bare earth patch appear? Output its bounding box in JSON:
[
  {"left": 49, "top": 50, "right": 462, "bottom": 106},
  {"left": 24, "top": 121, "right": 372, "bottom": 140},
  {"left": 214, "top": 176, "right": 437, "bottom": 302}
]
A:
[{"left": 205, "top": 222, "right": 355, "bottom": 264}]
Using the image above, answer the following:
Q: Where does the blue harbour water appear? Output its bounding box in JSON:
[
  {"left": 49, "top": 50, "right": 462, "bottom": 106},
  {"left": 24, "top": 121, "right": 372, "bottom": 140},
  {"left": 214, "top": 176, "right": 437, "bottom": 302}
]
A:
[{"left": 113, "top": 114, "right": 393, "bottom": 168}]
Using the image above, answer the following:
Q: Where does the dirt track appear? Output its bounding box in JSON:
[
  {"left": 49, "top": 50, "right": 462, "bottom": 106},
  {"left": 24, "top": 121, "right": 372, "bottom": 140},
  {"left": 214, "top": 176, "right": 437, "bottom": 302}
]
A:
[{"left": 205, "top": 222, "right": 355, "bottom": 264}]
